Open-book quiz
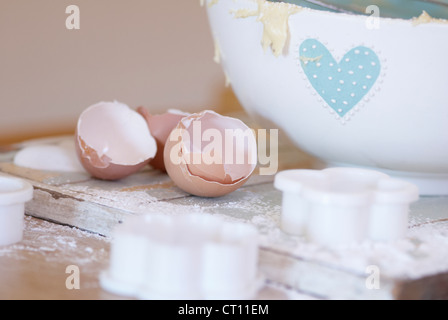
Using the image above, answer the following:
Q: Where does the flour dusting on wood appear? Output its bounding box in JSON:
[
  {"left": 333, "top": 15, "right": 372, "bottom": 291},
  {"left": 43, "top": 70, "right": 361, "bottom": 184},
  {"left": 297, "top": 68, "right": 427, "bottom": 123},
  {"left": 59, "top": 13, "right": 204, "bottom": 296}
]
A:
[{"left": 0, "top": 216, "right": 109, "bottom": 266}]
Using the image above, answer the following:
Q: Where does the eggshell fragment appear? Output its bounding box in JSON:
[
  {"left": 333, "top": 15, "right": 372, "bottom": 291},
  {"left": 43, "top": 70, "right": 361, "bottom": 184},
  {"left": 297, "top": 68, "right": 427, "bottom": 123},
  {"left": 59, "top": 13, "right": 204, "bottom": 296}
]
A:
[
  {"left": 14, "top": 138, "right": 86, "bottom": 173},
  {"left": 137, "top": 107, "right": 189, "bottom": 171},
  {"left": 164, "top": 110, "right": 257, "bottom": 197},
  {"left": 76, "top": 101, "right": 157, "bottom": 180}
]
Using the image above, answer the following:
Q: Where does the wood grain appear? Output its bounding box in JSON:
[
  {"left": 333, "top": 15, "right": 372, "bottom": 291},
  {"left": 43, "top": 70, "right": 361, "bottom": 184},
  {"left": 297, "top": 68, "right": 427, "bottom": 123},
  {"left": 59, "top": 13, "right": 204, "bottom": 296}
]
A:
[{"left": 1, "top": 133, "right": 448, "bottom": 300}]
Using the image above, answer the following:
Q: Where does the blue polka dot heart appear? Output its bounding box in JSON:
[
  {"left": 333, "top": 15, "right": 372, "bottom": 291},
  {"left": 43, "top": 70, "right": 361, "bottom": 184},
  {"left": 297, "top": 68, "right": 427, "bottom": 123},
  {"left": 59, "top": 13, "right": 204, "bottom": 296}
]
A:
[{"left": 299, "top": 39, "right": 381, "bottom": 118}]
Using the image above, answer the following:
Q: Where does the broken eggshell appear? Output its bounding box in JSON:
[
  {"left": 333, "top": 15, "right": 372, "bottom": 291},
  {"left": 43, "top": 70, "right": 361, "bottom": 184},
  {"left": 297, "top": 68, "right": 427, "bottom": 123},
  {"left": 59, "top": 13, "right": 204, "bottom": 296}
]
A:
[
  {"left": 164, "top": 110, "right": 258, "bottom": 197},
  {"left": 75, "top": 101, "right": 157, "bottom": 180},
  {"left": 137, "top": 107, "right": 189, "bottom": 172},
  {"left": 14, "top": 138, "right": 87, "bottom": 173}
]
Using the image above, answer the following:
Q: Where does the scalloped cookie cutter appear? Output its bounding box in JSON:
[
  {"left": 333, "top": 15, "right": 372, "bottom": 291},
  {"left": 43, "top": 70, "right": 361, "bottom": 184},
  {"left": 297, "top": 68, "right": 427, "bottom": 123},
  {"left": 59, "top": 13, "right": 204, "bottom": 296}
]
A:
[
  {"left": 0, "top": 175, "right": 34, "bottom": 246},
  {"left": 274, "top": 168, "right": 419, "bottom": 246},
  {"left": 100, "top": 213, "right": 263, "bottom": 300}
]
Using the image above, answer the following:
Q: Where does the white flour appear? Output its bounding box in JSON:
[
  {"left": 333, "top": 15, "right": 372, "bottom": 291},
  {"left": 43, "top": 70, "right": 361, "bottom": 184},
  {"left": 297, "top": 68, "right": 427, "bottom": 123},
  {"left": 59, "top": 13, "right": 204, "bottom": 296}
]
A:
[
  {"left": 243, "top": 193, "right": 448, "bottom": 280},
  {"left": 5, "top": 183, "right": 448, "bottom": 289},
  {"left": 159, "top": 189, "right": 448, "bottom": 280},
  {"left": 0, "top": 215, "right": 109, "bottom": 266},
  {"left": 62, "top": 185, "right": 161, "bottom": 214},
  {"left": 0, "top": 215, "right": 315, "bottom": 300},
  {"left": 142, "top": 189, "right": 448, "bottom": 281}
]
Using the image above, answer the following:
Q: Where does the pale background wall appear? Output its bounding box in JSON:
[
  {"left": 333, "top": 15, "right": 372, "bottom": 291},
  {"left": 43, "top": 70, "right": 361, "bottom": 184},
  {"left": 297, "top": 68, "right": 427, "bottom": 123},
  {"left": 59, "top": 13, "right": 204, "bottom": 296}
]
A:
[{"left": 0, "top": 0, "right": 240, "bottom": 143}]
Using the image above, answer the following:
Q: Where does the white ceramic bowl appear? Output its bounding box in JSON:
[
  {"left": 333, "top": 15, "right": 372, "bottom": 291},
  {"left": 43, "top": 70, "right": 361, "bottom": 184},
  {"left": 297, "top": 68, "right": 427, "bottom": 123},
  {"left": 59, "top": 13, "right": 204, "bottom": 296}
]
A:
[{"left": 206, "top": 0, "right": 448, "bottom": 195}]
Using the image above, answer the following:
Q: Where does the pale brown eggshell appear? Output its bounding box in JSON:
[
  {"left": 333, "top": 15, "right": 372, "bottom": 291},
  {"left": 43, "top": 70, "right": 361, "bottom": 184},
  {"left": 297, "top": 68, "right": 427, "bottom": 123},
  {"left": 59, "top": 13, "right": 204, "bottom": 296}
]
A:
[
  {"left": 76, "top": 101, "right": 157, "bottom": 181},
  {"left": 137, "top": 107, "right": 189, "bottom": 172},
  {"left": 164, "top": 110, "right": 257, "bottom": 198}
]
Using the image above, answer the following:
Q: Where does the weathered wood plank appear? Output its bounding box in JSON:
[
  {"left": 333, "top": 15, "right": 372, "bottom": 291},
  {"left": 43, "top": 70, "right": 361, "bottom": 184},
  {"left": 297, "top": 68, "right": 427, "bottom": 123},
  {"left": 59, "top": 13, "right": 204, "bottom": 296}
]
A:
[
  {"left": 0, "top": 216, "right": 312, "bottom": 300},
  {"left": 1, "top": 133, "right": 448, "bottom": 300}
]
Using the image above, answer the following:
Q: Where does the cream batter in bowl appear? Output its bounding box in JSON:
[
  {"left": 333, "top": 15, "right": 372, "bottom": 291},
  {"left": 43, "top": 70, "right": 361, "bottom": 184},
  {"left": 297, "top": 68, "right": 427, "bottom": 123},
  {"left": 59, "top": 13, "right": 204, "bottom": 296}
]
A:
[{"left": 205, "top": 0, "right": 448, "bottom": 195}]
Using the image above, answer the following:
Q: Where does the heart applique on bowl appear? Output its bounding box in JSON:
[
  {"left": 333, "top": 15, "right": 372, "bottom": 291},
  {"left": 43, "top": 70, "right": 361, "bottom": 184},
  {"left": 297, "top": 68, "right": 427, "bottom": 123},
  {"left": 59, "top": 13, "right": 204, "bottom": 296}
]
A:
[{"left": 299, "top": 38, "right": 381, "bottom": 118}]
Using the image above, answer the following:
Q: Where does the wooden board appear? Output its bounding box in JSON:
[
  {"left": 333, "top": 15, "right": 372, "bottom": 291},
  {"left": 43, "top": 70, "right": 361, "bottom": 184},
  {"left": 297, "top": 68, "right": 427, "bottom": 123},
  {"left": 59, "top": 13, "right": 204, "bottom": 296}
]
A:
[
  {"left": 1, "top": 133, "right": 448, "bottom": 300},
  {"left": 0, "top": 216, "right": 308, "bottom": 300}
]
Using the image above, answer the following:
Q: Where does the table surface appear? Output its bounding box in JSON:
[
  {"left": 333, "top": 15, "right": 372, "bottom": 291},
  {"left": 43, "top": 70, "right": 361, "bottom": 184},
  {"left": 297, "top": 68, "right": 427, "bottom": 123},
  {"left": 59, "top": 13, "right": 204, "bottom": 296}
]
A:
[
  {"left": 0, "top": 127, "right": 317, "bottom": 300},
  {"left": 1, "top": 123, "right": 448, "bottom": 300},
  {"left": 0, "top": 215, "right": 314, "bottom": 300}
]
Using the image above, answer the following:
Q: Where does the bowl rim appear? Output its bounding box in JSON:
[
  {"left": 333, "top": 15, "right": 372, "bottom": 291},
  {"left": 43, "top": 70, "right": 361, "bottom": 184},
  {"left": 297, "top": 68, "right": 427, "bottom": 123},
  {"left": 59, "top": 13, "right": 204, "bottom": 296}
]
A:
[{"left": 249, "top": 0, "right": 448, "bottom": 27}]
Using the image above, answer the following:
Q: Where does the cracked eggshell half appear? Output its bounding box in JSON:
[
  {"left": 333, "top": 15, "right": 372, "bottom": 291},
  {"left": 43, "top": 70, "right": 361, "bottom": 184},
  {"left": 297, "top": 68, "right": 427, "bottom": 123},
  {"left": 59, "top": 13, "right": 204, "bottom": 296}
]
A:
[
  {"left": 164, "top": 110, "right": 258, "bottom": 197},
  {"left": 75, "top": 101, "right": 157, "bottom": 180},
  {"left": 137, "top": 106, "right": 189, "bottom": 172}
]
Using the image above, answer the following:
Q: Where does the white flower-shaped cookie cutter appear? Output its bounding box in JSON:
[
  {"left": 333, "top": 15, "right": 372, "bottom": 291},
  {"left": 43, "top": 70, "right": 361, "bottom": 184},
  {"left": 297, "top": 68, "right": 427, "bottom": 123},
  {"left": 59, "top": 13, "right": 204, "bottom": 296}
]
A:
[
  {"left": 100, "top": 213, "right": 263, "bottom": 300},
  {"left": 274, "top": 168, "right": 419, "bottom": 246},
  {"left": 0, "top": 175, "right": 34, "bottom": 246}
]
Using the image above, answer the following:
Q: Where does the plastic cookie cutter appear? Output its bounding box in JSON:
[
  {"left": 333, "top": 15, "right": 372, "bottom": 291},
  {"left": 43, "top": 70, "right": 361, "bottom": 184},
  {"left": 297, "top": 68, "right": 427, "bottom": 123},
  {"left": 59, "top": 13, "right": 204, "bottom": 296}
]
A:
[
  {"left": 274, "top": 168, "right": 419, "bottom": 247},
  {"left": 100, "top": 213, "right": 263, "bottom": 300},
  {"left": 0, "top": 175, "right": 34, "bottom": 246}
]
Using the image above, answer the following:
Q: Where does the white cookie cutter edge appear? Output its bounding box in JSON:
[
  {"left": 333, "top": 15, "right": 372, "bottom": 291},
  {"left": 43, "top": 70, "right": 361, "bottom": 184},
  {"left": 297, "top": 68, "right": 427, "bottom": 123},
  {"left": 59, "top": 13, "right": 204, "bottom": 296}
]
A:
[
  {"left": 100, "top": 213, "right": 264, "bottom": 300},
  {"left": 274, "top": 167, "right": 419, "bottom": 246},
  {"left": 0, "top": 175, "right": 34, "bottom": 246}
]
